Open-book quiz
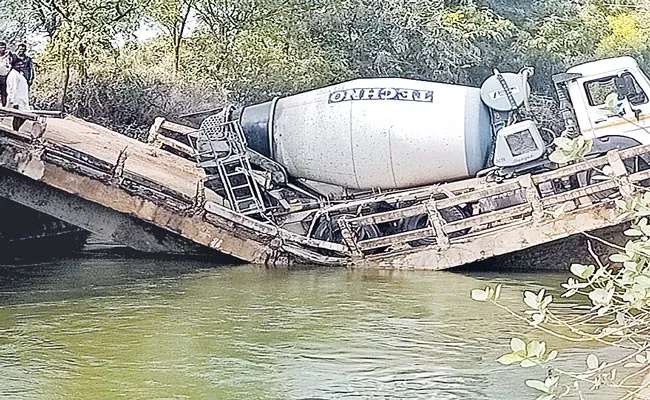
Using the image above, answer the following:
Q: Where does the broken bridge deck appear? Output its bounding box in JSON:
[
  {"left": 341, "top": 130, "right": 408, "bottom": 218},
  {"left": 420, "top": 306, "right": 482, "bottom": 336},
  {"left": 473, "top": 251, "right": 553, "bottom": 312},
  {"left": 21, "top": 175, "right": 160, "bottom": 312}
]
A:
[
  {"left": 0, "top": 109, "right": 646, "bottom": 269},
  {"left": 0, "top": 113, "right": 307, "bottom": 263}
]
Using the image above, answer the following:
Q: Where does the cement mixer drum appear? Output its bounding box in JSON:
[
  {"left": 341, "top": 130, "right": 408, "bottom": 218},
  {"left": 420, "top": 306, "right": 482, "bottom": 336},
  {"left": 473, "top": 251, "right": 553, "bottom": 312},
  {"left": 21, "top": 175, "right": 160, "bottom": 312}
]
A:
[{"left": 240, "top": 78, "right": 494, "bottom": 190}]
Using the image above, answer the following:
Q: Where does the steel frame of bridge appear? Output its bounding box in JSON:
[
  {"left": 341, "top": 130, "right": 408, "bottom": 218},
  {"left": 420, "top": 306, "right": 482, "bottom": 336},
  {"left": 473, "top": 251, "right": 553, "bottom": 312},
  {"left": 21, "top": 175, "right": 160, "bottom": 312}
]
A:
[{"left": 0, "top": 108, "right": 646, "bottom": 270}]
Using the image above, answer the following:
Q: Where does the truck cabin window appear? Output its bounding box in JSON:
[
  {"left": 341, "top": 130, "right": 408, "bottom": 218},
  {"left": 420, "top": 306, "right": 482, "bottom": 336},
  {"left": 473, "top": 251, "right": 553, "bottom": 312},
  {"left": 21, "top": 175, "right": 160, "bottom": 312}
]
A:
[{"left": 585, "top": 75, "right": 648, "bottom": 107}]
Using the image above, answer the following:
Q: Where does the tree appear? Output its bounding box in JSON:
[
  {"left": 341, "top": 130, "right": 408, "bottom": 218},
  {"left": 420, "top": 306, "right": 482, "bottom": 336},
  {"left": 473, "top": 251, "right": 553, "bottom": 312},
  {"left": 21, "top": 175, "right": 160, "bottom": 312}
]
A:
[
  {"left": 13, "top": 0, "right": 650, "bottom": 137},
  {"left": 34, "top": 0, "right": 147, "bottom": 109},
  {"left": 0, "top": 0, "right": 45, "bottom": 45},
  {"left": 303, "top": 0, "right": 519, "bottom": 85},
  {"left": 596, "top": 12, "right": 650, "bottom": 60},
  {"left": 182, "top": 0, "right": 346, "bottom": 102},
  {"left": 147, "top": 0, "right": 196, "bottom": 74}
]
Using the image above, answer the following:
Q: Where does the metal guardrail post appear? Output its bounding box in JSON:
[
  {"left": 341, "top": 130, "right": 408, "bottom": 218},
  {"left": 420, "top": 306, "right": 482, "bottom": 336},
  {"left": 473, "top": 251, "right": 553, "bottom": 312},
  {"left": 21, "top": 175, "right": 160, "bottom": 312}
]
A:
[
  {"left": 337, "top": 218, "right": 363, "bottom": 259},
  {"left": 147, "top": 117, "right": 165, "bottom": 144},
  {"left": 111, "top": 147, "right": 129, "bottom": 184},
  {"left": 607, "top": 150, "right": 635, "bottom": 198},
  {"left": 425, "top": 201, "right": 449, "bottom": 249},
  {"left": 518, "top": 175, "right": 544, "bottom": 221},
  {"left": 189, "top": 180, "right": 206, "bottom": 215}
]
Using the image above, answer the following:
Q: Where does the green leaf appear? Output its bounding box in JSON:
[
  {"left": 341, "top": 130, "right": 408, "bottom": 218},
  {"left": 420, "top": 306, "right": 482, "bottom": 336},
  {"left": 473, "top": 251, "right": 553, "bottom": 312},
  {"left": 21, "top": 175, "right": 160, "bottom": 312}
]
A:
[
  {"left": 601, "top": 165, "right": 614, "bottom": 176},
  {"left": 589, "top": 288, "right": 613, "bottom": 306},
  {"left": 624, "top": 228, "right": 644, "bottom": 237},
  {"left": 609, "top": 253, "right": 628, "bottom": 263},
  {"left": 496, "top": 353, "right": 524, "bottom": 365},
  {"left": 527, "top": 340, "right": 543, "bottom": 358},
  {"left": 520, "top": 359, "right": 537, "bottom": 368},
  {"left": 570, "top": 264, "right": 595, "bottom": 279},
  {"left": 546, "top": 350, "right": 558, "bottom": 361},
  {"left": 526, "top": 379, "right": 549, "bottom": 393},
  {"left": 615, "top": 199, "right": 629, "bottom": 210},
  {"left": 624, "top": 362, "right": 644, "bottom": 368},
  {"left": 554, "top": 136, "right": 573, "bottom": 151},
  {"left": 545, "top": 376, "right": 559, "bottom": 389},
  {"left": 470, "top": 289, "right": 489, "bottom": 302},
  {"left": 524, "top": 291, "right": 539, "bottom": 309},
  {"left": 549, "top": 151, "right": 573, "bottom": 164},
  {"left": 641, "top": 224, "right": 650, "bottom": 237},
  {"left": 510, "top": 337, "right": 526, "bottom": 353},
  {"left": 531, "top": 312, "right": 545, "bottom": 325},
  {"left": 494, "top": 284, "right": 502, "bottom": 301},
  {"left": 636, "top": 275, "right": 650, "bottom": 288},
  {"left": 602, "top": 327, "right": 622, "bottom": 337},
  {"left": 587, "top": 354, "right": 599, "bottom": 370}
]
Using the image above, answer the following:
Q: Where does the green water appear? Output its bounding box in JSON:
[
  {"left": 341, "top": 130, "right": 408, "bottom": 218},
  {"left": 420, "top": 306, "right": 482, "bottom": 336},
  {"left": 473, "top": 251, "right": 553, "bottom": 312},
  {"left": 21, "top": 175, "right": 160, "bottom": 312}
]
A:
[{"left": 0, "top": 259, "right": 609, "bottom": 399}]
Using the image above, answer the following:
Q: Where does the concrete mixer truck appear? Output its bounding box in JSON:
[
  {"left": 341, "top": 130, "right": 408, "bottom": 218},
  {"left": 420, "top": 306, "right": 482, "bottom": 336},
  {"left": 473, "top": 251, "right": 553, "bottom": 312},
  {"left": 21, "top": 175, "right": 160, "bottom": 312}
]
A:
[{"left": 184, "top": 56, "right": 650, "bottom": 262}]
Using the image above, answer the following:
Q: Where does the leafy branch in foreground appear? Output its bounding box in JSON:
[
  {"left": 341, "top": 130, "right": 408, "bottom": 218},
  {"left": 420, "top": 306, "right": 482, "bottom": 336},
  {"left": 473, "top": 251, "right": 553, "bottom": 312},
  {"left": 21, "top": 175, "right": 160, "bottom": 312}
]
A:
[{"left": 472, "top": 190, "right": 650, "bottom": 399}]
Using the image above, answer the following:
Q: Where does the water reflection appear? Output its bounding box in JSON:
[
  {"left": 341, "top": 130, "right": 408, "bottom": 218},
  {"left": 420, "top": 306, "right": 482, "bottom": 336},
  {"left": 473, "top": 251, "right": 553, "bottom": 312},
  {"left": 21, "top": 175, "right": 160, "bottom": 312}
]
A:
[{"left": 0, "top": 259, "right": 605, "bottom": 399}]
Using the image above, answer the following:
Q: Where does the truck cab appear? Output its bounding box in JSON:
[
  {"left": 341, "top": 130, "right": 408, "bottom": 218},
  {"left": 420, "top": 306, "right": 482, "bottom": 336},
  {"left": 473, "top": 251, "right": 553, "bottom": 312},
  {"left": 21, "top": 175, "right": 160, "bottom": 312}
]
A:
[{"left": 564, "top": 56, "right": 650, "bottom": 146}]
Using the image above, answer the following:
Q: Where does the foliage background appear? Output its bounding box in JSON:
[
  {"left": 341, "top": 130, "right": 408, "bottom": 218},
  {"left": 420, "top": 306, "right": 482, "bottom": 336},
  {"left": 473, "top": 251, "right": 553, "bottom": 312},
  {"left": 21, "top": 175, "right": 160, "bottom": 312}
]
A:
[{"left": 2, "top": 0, "right": 650, "bottom": 137}]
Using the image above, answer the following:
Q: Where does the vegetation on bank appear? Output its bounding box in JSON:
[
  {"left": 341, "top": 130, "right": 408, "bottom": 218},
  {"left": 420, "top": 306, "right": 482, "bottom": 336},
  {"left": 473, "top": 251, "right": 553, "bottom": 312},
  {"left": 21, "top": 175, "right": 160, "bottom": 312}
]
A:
[
  {"left": 473, "top": 189, "right": 650, "bottom": 399},
  {"left": 2, "top": 0, "right": 650, "bottom": 136},
  {"left": 470, "top": 132, "right": 650, "bottom": 399}
]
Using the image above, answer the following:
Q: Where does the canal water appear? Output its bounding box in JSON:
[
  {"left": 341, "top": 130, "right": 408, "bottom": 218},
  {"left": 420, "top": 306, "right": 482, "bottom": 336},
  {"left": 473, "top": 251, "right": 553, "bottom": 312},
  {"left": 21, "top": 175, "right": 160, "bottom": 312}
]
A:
[{"left": 0, "top": 258, "right": 615, "bottom": 399}]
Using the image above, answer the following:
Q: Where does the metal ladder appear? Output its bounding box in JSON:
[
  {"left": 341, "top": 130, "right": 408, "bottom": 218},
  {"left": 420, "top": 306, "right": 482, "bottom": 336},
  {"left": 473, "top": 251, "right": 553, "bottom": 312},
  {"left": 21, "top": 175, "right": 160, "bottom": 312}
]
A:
[
  {"left": 216, "top": 154, "right": 266, "bottom": 214},
  {"left": 190, "top": 107, "right": 266, "bottom": 216}
]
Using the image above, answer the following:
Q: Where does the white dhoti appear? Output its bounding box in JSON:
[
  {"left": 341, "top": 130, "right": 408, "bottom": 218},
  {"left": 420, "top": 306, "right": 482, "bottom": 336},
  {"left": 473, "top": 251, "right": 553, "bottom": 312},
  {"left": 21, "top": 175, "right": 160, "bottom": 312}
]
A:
[{"left": 6, "top": 69, "right": 30, "bottom": 110}]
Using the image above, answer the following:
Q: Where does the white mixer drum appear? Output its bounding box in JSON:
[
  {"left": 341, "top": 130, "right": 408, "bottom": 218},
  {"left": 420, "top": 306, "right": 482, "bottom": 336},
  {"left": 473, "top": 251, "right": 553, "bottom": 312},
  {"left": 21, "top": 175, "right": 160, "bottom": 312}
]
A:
[{"left": 241, "top": 78, "right": 493, "bottom": 190}]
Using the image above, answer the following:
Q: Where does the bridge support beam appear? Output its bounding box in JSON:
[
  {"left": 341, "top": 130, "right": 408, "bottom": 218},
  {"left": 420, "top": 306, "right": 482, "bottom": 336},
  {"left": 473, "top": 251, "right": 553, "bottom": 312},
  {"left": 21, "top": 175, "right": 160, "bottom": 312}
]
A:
[{"left": 0, "top": 167, "right": 215, "bottom": 256}]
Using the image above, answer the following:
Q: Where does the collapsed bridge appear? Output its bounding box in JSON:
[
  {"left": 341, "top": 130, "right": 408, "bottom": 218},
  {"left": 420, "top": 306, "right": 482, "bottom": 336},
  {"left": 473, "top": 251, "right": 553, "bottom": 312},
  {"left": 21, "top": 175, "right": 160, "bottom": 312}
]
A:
[{"left": 0, "top": 106, "right": 645, "bottom": 269}]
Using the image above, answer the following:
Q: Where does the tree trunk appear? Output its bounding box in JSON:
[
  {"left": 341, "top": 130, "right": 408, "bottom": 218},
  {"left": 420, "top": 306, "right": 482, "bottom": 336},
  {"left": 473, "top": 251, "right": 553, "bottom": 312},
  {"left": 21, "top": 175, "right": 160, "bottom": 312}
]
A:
[
  {"left": 174, "top": 38, "right": 181, "bottom": 75},
  {"left": 59, "top": 60, "right": 70, "bottom": 111},
  {"left": 173, "top": 4, "right": 192, "bottom": 76}
]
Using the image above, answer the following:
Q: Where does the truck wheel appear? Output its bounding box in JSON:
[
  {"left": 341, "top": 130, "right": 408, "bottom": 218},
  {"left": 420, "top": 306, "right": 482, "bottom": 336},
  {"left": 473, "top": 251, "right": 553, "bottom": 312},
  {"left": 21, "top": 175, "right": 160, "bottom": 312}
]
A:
[
  {"left": 586, "top": 155, "right": 649, "bottom": 200},
  {"left": 312, "top": 214, "right": 380, "bottom": 244},
  {"left": 400, "top": 214, "right": 436, "bottom": 246},
  {"left": 400, "top": 206, "right": 467, "bottom": 247}
]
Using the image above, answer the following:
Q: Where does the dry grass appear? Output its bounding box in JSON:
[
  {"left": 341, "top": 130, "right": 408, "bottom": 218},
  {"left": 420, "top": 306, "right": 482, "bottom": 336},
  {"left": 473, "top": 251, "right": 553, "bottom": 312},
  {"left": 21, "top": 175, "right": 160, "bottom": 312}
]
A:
[{"left": 32, "top": 69, "right": 227, "bottom": 140}]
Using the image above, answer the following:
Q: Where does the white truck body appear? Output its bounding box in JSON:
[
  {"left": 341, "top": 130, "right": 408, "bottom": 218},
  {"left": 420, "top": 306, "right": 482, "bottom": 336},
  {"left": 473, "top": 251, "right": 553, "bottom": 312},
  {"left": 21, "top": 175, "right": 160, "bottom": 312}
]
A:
[{"left": 568, "top": 57, "right": 650, "bottom": 145}]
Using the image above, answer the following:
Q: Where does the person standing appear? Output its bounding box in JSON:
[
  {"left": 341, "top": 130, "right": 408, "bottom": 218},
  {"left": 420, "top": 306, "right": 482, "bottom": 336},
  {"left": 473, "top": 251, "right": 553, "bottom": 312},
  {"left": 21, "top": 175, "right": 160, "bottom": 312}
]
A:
[
  {"left": 0, "top": 42, "right": 12, "bottom": 107},
  {"left": 13, "top": 44, "right": 34, "bottom": 87},
  {"left": 6, "top": 58, "right": 30, "bottom": 131}
]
